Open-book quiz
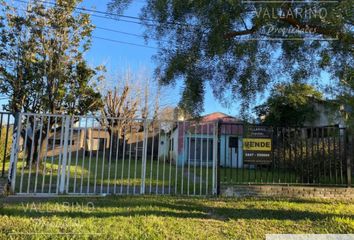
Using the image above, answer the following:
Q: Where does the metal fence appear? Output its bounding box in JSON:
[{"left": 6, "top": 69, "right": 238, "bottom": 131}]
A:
[
  {"left": 0, "top": 112, "right": 14, "bottom": 177},
  {"left": 219, "top": 124, "right": 353, "bottom": 187},
  {"left": 8, "top": 113, "right": 218, "bottom": 196},
  {"left": 6, "top": 113, "right": 354, "bottom": 196}
]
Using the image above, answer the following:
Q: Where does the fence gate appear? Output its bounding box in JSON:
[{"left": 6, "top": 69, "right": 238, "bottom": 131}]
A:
[{"left": 8, "top": 113, "right": 218, "bottom": 196}]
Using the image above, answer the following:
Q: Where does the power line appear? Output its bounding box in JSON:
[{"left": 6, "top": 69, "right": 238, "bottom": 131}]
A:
[
  {"left": 13, "top": 6, "right": 163, "bottom": 50},
  {"left": 13, "top": 0, "right": 194, "bottom": 28},
  {"left": 95, "top": 26, "right": 169, "bottom": 44},
  {"left": 13, "top": 0, "right": 145, "bottom": 26},
  {"left": 95, "top": 26, "right": 147, "bottom": 38},
  {"left": 92, "top": 36, "right": 160, "bottom": 50}
]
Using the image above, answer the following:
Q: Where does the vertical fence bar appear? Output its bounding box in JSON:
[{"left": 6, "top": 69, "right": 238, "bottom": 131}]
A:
[
  {"left": 321, "top": 127, "right": 326, "bottom": 184},
  {"left": 193, "top": 124, "right": 197, "bottom": 195},
  {"left": 120, "top": 127, "right": 127, "bottom": 194},
  {"left": 340, "top": 128, "right": 344, "bottom": 184},
  {"left": 214, "top": 121, "right": 219, "bottom": 195},
  {"left": 168, "top": 125, "right": 172, "bottom": 195},
  {"left": 9, "top": 113, "right": 22, "bottom": 193},
  {"left": 48, "top": 117, "right": 58, "bottom": 194},
  {"left": 206, "top": 122, "right": 209, "bottom": 194},
  {"left": 276, "top": 128, "right": 280, "bottom": 183},
  {"left": 299, "top": 128, "right": 303, "bottom": 184},
  {"left": 333, "top": 127, "right": 338, "bottom": 184},
  {"left": 310, "top": 127, "right": 314, "bottom": 184},
  {"left": 66, "top": 116, "right": 75, "bottom": 193},
  {"left": 180, "top": 121, "right": 185, "bottom": 195},
  {"left": 0, "top": 114, "right": 3, "bottom": 176},
  {"left": 227, "top": 132, "right": 231, "bottom": 184},
  {"left": 2, "top": 114, "right": 11, "bottom": 177},
  {"left": 149, "top": 122, "right": 155, "bottom": 194},
  {"left": 187, "top": 124, "right": 191, "bottom": 195},
  {"left": 93, "top": 120, "right": 101, "bottom": 194},
  {"left": 287, "top": 127, "right": 291, "bottom": 183},
  {"left": 141, "top": 119, "right": 148, "bottom": 194},
  {"left": 133, "top": 125, "right": 139, "bottom": 195},
  {"left": 316, "top": 128, "right": 320, "bottom": 185},
  {"left": 87, "top": 117, "right": 94, "bottom": 194},
  {"left": 80, "top": 118, "right": 88, "bottom": 194},
  {"left": 73, "top": 117, "right": 81, "bottom": 193},
  {"left": 100, "top": 126, "right": 108, "bottom": 194},
  {"left": 113, "top": 121, "right": 121, "bottom": 194},
  {"left": 271, "top": 127, "right": 275, "bottom": 183},
  {"left": 127, "top": 125, "right": 132, "bottom": 194},
  {"left": 346, "top": 130, "right": 352, "bottom": 187},
  {"left": 34, "top": 116, "right": 44, "bottom": 193},
  {"left": 168, "top": 126, "right": 173, "bottom": 194},
  {"left": 155, "top": 123, "right": 160, "bottom": 195},
  {"left": 55, "top": 117, "right": 65, "bottom": 194},
  {"left": 306, "top": 128, "right": 309, "bottom": 184},
  {"left": 175, "top": 121, "right": 179, "bottom": 195},
  {"left": 242, "top": 126, "right": 245, "bottom": 183},
  {"left": 107, "top": 119, "right": 114, "bottom": 194},
  {"left": 328, "top": 127, "right": 332, "bottom": 183},
  {"left": 282, "top": 128, "right": 286, "bottom": 183},
  {"left": 19, "top": 116, "right": 29, "bottom": 193},
  {"left": 199, "top": 123, "right": 203, "bottom": 195},
  {"left": 162, "top": 123, "right": 167, "bottom": 195},
  {"left": 41, "top": 116, "right": 51, "bottom": 193},
  {"left": 27, "top": 116, "right": 37, "bottom": 194},
  {"left": 294, "top": 128, "right": 298, "bottom": 183},
  {"left": 59, "top": 116, "right": 70, "bottom": 194}
]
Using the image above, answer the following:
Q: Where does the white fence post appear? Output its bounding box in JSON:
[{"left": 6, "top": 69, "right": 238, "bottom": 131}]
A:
[
  {"left": 59, "top": 116, "right": 71, "bottom": 194},
  {"left": 8, "top": 113, "right": 22, "bottom": 192},
  {"left": 140, "top": 119, "right": 148, "bottom": 194}
]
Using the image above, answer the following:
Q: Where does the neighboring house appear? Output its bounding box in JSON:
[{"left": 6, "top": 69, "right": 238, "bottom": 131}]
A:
[
  {"left": 304, "top": 98, "right": 347, "bottom": 128},
  {"left": 161, "top": 112, "right": 244, "bottom": 167}
]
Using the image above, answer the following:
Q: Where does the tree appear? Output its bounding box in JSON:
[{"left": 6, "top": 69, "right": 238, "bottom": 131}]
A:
[
  {"left": 0, "top": 0, "right": 102, "bottom": 166},
  {"left": 255, "top": 83, "right": 323, "bottom": 126},
  {"left": 108, "top": 1, "right": 353, "bottom": 116},
  {"left": 100, "top": 69, "right": 162, "bottom": 140},
  {"left": 101, "top": 82, "right": 139, "bottom": 139}
]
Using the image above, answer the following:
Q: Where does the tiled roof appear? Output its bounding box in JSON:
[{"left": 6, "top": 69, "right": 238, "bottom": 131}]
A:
[{"left": 201, "top": 112, "right": 242, "bottom": 123}]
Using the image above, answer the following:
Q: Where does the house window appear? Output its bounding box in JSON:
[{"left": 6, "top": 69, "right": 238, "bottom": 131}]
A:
[{"left": 187, "top": 137, "right": 213, "bottom": 163}]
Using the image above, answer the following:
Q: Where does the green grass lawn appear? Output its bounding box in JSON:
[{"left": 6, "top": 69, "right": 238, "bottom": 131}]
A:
[
  {"left": 12, "top": 154, "right": 215, "bottom": 195},
  {"left": 8, "top": 153, "right": 349, "bottom": 196},
  {"left": 0, "top": 196, "right": 353, "bottom": 239}
]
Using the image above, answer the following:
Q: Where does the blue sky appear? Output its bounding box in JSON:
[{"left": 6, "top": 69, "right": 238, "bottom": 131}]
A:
[
  {"left": 3, "top": 0, "right": 333, "bottom": 116},
  {"left": 82, "top": 0, "right": 237, "bottom": 116},
  {"left": 0, "top": 0, "right": 236, "bottom": 115}
]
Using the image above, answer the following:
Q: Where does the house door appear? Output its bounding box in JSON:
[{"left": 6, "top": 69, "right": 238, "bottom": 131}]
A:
[{"left": 228, "top": 137, "right": 238, "bottom": 168}]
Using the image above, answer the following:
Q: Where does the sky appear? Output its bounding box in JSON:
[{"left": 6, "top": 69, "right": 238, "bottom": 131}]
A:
[
  {"left": 81, "top": 0, "right": 237, "bottom": 116},
  {"left": 0, "top": 0, "right": 237, "bottom": 115},
  {"left": 2, "top": 0, "right": 333, "bottom": 117}
]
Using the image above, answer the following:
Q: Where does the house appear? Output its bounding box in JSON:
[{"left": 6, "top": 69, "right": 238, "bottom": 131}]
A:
[
  {"left": 163, "top": 112, "right": 244, "bottom": 168},
  {"left": 304, "top": 98, "right": 348, "bottom": 128}
]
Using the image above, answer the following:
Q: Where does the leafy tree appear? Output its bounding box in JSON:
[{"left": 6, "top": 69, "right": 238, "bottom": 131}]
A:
[
  {"left": 255, "top": 83, "right": 323, "bottom": 126},
  {"left": 0, "top": 0, "right": 102, "bottom": 115},
  {"left": 0, "top": 0, "right": 102, "bottom": 166},
  {"left": 108, "top": 0, "right": 353, "bottom": 116}
]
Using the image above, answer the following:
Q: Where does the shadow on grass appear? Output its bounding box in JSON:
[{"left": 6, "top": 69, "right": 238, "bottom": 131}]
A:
[{"left": 1, "top": 196, "right": 353, "bottom": 221}]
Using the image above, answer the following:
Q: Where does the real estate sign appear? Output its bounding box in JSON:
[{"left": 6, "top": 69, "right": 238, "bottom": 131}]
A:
[
  {"left": 243, "top": 127, "right": 273, "bottom": 164},
  {"left": 243, "top": 138, "right": 272, "bottom": 151}
]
